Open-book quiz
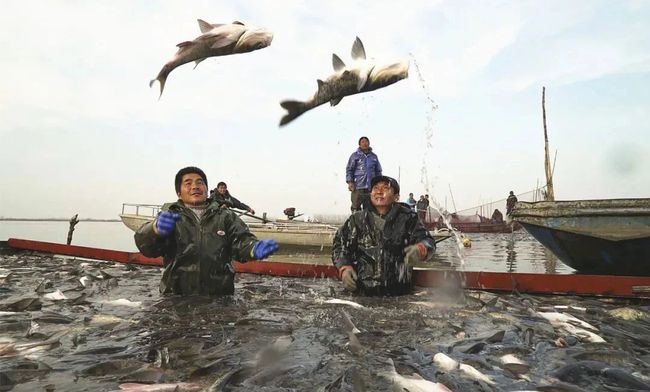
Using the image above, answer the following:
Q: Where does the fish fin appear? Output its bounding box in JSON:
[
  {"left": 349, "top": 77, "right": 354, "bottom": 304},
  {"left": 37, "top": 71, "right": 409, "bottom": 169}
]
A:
[
  {"left": 176, "top": 41, "right": 194, "bottom": 48},
  {"left": 197, "top": 19, "right": 214, "bottom": 33},
  {"left": 193, "top": 58, "right": 206, "bottom": 69},
  {"left": 279, "top": 100, "right": 305, "bottom": 127},
  {"left": 317, "top": 79, "right": 325, "bottom": 90},
  {"left": 232, "top": 20, "right": 245, "bottom": 25},
  {"left": 330, "top": 97, "right": 343, "bottom": 106},
  {"left": 149, "top": 77, "right": 166, "bottom": 100},
  {"left": 351, "top": 37, "right": 366, "bottom": 60},
  {"left": 332, "top": 54, "right": 346, "bottom": 71},
  {"left": 356, "top": 73, "right": 368, "bottom": 91},
  {"left": 210, "top": 36, "right": 236, "bottom": 49}
]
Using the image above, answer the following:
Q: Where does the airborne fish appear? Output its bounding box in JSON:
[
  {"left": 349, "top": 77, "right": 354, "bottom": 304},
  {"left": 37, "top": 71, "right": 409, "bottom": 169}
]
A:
[
  {"left": 150, "top": 19, "right": 273, "bottom": 97},
  {"left": 279, "top": 37, "right": 409, "bottom": 126}
]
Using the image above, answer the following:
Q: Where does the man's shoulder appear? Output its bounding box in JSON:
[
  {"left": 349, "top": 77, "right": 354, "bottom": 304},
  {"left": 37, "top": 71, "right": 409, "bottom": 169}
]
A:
[{"left": 161, "top": 201, "right": 182, "bottom": 211}]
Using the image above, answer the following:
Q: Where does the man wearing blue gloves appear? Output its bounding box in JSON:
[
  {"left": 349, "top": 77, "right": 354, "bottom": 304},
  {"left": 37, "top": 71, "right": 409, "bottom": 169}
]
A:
[{"left": 135, "top": 166, "right": 279, "bottom": 295}]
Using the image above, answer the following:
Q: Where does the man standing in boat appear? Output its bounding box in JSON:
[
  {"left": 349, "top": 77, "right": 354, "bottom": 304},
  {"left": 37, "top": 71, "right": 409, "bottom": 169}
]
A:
[
  {"left": 211, "top": 181, "right": 255, "bottom": 215},
  {"left": 406, "top": 192, "right": 417, "bottom": 211},
  {"left": 134, "top": 166, "right": 278, "bottom": 295},
  {"left": 346, "top": 136, "right": 382, "bottom": 212},
  {"left": 506, "top": 191, "right": 518, "bottom": 215},
  {"left": 332, "top": 176, "right": 435, "bottom": 295}
]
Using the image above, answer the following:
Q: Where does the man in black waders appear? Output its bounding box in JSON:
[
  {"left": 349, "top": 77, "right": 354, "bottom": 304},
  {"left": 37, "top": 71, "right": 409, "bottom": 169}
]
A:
[{"left": 332, "top": 176, "right": 435, "bottom": 295}]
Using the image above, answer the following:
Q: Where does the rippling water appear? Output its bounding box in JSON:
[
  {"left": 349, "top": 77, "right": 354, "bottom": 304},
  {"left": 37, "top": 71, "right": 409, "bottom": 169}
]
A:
[
  {"left": 0, "top": 221, "right": 570, "bottom": 274},
  {"left": 0, "top": 253, "right": 648, "bottom": 392}
]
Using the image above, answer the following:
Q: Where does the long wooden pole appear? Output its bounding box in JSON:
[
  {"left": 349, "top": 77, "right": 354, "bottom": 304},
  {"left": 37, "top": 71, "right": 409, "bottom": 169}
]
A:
[{"left": 542, "top": 87, "right": 555, "bottom": 201}]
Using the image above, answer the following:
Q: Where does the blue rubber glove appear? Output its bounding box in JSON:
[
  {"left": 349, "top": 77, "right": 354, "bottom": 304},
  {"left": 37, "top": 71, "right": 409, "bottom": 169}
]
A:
[
  {"left": 155, "top": 211, "right": 180, "bottom": 237},
  {"left": 252, "top": 240, "right": 279, "bottom": 260}
]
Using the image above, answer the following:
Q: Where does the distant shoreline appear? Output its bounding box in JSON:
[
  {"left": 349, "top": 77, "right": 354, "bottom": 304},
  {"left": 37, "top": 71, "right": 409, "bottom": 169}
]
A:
[{"left": 0, "top": 218, "right": 121, "bottom": 222}]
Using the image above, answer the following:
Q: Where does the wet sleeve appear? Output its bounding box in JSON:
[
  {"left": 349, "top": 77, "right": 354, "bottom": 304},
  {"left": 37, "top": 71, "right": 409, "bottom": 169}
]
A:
[
  {"left": 332, "top": 216, "right": 355, "bottom": 269},
  {"left": 345, "top": 153, "right": 356, "bottom": 183},
  {"left": 375, "top": 154, "right": 382, "bottom": 177},
  {"left": 408, "top": 214, "right": 435, "bottom": 252},
  {"left": 227, "top": 213, "right": 258, "bottom": 262},
  {"left": 134, "top": 221, "right": 168, "bottom": 258},
  {"left": 230, "top": 195, "right": 251, "bottom": 211}
]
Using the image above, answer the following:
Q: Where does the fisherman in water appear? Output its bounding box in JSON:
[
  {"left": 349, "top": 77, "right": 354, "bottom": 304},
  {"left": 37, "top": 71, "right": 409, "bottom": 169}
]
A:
[
  {"left": 332, "top": 176, "right": 435, "bottom": 295},
  {"left": 135, "top": 166, "right": 278, "bottom": 295}
]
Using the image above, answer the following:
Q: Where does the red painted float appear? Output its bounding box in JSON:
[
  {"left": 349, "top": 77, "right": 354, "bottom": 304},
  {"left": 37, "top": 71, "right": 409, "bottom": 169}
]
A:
[{"left": 7, "top": 238, "right": 650, "bottom": 299}]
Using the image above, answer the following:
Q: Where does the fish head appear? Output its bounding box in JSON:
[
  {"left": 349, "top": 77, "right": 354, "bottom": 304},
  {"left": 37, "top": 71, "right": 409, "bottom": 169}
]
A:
[
  {"left": 233, "top": 26, "right": 273, "bottom": 53},
  {"left": 365, "top": 61, "right": 409, "bottom": 91}
]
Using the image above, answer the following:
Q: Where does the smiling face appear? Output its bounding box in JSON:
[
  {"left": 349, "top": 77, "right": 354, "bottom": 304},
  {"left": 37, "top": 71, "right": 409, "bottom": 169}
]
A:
[
  {"left": 371, "top": 180, "right": 399, "bottom": 212},
  {"left": 177, "top": 173, "right": 208, "bottom": 206}
]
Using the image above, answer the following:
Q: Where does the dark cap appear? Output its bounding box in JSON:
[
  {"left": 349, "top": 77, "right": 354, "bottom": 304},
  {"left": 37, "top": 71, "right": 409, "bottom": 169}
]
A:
[
  {"left": 371, "top": 175, "right": 400, "bottom": 194},
  {"left": 174, "top": 166, "right": 208, "bottom": 193}
]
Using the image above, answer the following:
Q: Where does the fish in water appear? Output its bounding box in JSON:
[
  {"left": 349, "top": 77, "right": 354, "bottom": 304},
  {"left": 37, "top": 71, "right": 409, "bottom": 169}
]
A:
[
  {"left": 279, "top": 37, "right": 409, "bottom": 126},
  {"left": 150, "top": 19, "right": 273, "bottom": 97}
]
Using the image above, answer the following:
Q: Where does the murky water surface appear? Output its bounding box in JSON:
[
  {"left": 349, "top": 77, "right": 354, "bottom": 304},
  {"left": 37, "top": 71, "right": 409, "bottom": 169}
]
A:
[{"left": 1, "top": 252, "right": 649, "bottom": 391}]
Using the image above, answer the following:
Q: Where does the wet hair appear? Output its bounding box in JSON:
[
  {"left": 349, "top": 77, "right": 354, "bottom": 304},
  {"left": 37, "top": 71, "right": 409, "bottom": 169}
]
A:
[
  {"left": 217, "top": 181, "right": 227, "bottom": 188},
  {"left": 358, "top": 136, "right": 369, "bottom": 145},
  {"left": 371, "top": 175, "right": 400, "bottom": 195},
  {"left": 174, "top": 166, "right": 208, "bottom": 193}
]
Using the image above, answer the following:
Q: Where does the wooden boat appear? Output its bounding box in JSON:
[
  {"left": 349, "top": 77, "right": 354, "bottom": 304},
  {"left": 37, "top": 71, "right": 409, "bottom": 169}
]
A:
[
  {"left": 6, "top": 238, "right": 650, "bottom": 299},
  {"left": 120, "top": 203, "right": 452, "bottom": 248},
  {"left": 510, "top": 198, "right": 650, "bottom": 276}
]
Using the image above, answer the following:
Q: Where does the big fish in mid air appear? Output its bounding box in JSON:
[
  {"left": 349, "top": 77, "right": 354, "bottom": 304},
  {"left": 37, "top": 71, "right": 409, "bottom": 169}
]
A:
[
  {"left": 150, "top": 19, "right": 273, "bottom": 97},
  {"left": 279, "top": 37, "right": 409, "bottom": 126}
]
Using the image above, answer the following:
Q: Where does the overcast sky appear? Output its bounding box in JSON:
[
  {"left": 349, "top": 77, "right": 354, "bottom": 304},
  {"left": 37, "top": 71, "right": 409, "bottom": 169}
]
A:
[{"left": 1, "top": 0, "right": 648, "bottom": 220}]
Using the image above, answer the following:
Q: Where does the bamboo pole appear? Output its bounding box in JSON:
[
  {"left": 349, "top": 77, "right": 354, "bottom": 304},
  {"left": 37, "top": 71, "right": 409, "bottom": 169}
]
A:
[{"left": 542, "top": 87, "right": 555, "bottom": 201}]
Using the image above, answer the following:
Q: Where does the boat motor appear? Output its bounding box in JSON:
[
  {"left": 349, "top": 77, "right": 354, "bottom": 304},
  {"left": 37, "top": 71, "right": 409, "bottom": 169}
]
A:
[{"left": 283, "top": 207, "right": 303, "bottom": 220}]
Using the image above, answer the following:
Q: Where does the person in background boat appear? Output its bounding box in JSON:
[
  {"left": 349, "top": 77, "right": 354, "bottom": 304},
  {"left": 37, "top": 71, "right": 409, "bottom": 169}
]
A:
[
  {"left": 406, "top": 193, "right": 417, "bottom": 211},
  {"left": 346, "top": 136, "right": 382, "bottom": 212},
  {"left": 333, "top": 176, "right": 435, "bottom": 295},
  {"left": 506, "top": 191, "right": 518, "bottom": 215},
  {"left": 424, "top": 194, "right": 431, "bottom": 222},
  {"left": 491, "top": 208, "right": 504, "bottom": 224},
  {"left": 211, "top": 181, "right": 255, "bottom": 215},
  {"left": 134, "top": 166, "right": 279, "bottom": 295},
  {"left": 416, "top": 195, "right": 428, "bottom": 224}
]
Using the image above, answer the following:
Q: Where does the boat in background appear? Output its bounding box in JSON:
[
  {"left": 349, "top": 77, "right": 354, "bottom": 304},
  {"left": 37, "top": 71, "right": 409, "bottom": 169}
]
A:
[
  {"left": 120, "top": 203, "right": 452, "bottom": 248},
  {"left": 511, "top": 198, "right": 650, "bottom": 276}
]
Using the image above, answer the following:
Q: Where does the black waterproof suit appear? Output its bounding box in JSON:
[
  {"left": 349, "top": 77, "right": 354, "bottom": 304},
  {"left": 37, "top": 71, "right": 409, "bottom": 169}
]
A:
[
  {"left": 135, "top": 200, "right": 257, "bottom": 295},
  {"left": 211, "top": 190, "right": 252, "bottom": 211},
  {"left": 332, "top": 202, "right": 435, "bottom": 295}
]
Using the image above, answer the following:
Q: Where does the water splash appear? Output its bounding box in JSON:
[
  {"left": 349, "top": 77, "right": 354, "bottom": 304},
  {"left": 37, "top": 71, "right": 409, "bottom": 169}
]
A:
[{"left": 409, "top": 54, "right": 467, "bottom": 268}]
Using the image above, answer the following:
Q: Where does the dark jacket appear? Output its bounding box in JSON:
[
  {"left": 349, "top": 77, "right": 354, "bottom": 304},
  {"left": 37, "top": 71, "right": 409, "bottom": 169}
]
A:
[
  {"left": 345, "top": 147, "right": 382, "bottom": 191},
  {"left": 135, "top": 200, "right": 257, "bottom": 295},
  {"left": 211, "top": 190, "right": 251, "bottom": 211},
  {"left": 332, "top": 202, "right": 435, "bottom": 295}
]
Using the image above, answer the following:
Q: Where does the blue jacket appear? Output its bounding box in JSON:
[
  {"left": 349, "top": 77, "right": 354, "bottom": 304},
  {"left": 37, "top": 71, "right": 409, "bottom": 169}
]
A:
[{"left": 345, "top": 148, "right": 382, "bottom": 190}]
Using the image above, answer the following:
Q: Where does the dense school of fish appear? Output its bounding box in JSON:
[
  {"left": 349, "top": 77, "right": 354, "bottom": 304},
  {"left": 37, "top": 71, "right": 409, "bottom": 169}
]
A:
[{"left": 1, "top": 251, "right": 649, "bottom": 391}]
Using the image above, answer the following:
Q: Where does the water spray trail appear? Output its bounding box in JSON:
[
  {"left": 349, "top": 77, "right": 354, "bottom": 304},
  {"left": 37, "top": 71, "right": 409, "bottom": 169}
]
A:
[{"left": 409, "top": 54, "right": 466, "bottom": 268}]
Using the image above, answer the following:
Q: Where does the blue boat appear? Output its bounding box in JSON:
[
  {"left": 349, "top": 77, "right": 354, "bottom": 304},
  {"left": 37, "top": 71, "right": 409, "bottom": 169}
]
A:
[{"left": 510, "top": 198, "right": 650, "bottom": 276}]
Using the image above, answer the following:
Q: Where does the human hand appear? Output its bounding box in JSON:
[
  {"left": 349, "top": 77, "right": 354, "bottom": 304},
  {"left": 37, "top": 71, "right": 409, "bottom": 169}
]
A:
[
  {"left": 154, "top": 211, "right": 180, "bottom": 237},
  {"left": 339, "top": 266, "right": 357, "bottom": 292},
  {"left": 347, "top": 182, "right": 355, "bottom": 192},
  {"left": 252, "top": 240, "right": 279, "bottom": 260},
  {"left": 404, "top": 242, "right": 427, "bottom": 265}
]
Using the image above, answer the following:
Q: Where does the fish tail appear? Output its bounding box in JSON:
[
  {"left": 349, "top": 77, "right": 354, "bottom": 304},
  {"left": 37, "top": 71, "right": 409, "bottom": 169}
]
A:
[
  {"left": 279, "top": 100, "right": 305, "bottom": 126},
  {"left": 150, "top": 65, "right": 171, "bottom": 99},
  {"left": 149, "top": 75, "right": 167, "bottom": 100}
]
